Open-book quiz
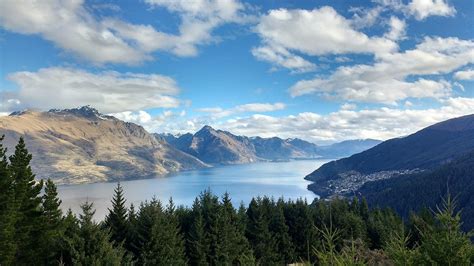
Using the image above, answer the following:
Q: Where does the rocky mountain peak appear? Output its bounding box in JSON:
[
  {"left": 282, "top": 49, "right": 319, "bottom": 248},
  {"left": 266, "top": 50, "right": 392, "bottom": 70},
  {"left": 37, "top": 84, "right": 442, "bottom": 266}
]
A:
[
  {"left": 9, "top": 109, "right": 34, "bottom": 116},
  {"left": 48, "top": 106, "right": 113, "bottom": 120},
  {"left": 196, "top": 125, "right": 218, "bottom": 136}
]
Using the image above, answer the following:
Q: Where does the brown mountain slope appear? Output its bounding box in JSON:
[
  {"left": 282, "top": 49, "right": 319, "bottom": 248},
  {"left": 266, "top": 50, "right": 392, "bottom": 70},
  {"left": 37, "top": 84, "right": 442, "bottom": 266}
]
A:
[{"left": 0, "top": 107, "right": 207, "bottom": 184}]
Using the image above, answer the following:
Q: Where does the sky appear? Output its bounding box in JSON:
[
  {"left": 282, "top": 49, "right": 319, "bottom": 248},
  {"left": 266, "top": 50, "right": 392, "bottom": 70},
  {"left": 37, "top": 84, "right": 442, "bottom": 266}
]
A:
[{"left": 0, "top": 0, "right": 473, "bottom": 144}]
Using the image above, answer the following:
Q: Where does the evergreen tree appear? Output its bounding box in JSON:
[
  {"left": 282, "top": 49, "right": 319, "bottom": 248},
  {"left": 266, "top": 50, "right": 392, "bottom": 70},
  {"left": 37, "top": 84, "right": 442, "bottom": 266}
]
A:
[
  {"left": 246, "top": 198, "right": 277, "bottom": 265},
  {"left": 72, "top": 202, "right": 126, "bottom": 265},
  {"left": 10, "top": 137, "right": 44, "bottom": 264},
  {"left": 270, "top": 200, "right": 295, "bottom": 264},
  {"left": 418, "top": 196, "right": 474, "bottom": 265},
  {"left": 199, "top": 189, "right": 221, "bottom": 264},
  {"left": 216, "top": 192, "right": 254, "bottom": 265},
  {"left": 367, "top": 208, "right": 403, "bottom": 249},
  {"left": 125, "top": 203, "right": 139, "bottom": 258},
  {"left": 0, "top": 135, "right": 16, "bottom": 265},
  {"left": 141, "top": 199, "right": 187, "bottom": 265},
  {"left": 105, "top": 182, "right": 129, "bottom": 245},
  {"left": 285, "top": 199, "right": 316, "bottom": 262},
  {"left": 359, "top": 197, "right": 370, "bottom": 221},
  {"left": 384, "top": 229, "right": 420, "bottom": 266},
  {"left": 187, "top": 198, "right": 208, "bottom": 266},
  {"left": 132, "top": 198, "right": 163, "bottom": 264},
  {"left": 58, "top": 209, "right": 80, "bottom": 266},
  {"left": 41, "top": 179, "right": 64, "bottom": 265}
]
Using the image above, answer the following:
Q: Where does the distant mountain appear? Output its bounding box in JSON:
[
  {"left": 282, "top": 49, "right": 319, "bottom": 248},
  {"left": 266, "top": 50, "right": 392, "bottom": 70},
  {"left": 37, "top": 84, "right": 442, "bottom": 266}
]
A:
[
  {"left": 0, "top": 106, "right": 207, "bottom": 184},
  {"left": 156, "top": 126, "right": 259, "bottom": 165},
  {"left": 305, "top": 114, "right": 474, "bottom": 197},
  {"left": 358, "top": 151, "right": 474, "bottom": 231},
  {"left": 157, "top": 126, "right": 380, "bottom": 165}
]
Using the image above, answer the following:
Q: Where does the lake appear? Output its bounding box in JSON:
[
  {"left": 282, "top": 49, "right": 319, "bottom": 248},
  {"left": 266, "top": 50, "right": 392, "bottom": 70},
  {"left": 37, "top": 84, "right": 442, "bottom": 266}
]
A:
[{"left": 57, "top": 159, "right": 328, "bottom": 220}]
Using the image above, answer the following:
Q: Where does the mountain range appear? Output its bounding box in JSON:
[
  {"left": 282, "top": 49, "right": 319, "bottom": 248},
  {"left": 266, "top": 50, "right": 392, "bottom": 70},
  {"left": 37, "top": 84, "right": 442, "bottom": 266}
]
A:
[
  {"left": 0, "top": 106, "right": 380, "bottom": 184},
  {"left": 306, "top": 114, "right": 474, "bottom": 197},
  {"left": 0, "top": 106, "right": 207, "bottom": 184},
  {"left": 156, "top": 126, "right": 380, "bottom": 165}
]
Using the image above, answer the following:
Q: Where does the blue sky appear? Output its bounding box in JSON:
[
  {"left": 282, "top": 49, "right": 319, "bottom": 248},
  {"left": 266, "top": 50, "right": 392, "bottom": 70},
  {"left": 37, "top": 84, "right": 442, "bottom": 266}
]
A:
[{"left": 0, "top": 0, "right": 473, "bottom": 143}]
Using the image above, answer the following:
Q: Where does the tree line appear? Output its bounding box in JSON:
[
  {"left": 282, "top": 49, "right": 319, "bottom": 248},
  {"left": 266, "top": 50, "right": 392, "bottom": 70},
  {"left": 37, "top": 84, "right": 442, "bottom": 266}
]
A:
[{"left": 0, "top": 136, "right": 473, "bottom": 265}]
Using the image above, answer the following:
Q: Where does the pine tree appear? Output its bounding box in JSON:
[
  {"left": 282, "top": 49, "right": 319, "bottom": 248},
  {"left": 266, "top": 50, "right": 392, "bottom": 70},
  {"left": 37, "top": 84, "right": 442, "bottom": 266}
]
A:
[
  {"left": 384, "top": 229, "right": 420, "bottom": 266},
  {"left": 132, "top": 199, "right": 163, "bottom": 264},
  {"left": 58, "top": 209, "right": 80, "bottom": 266},
  {"left": 216, "top": 192, "right": 254, "bottom": 265},
  {"left": 199, "top": 189, "right": 221, "bottom": 264},
  {"left": 41, "top": 178, "right": 64, "bottom": 264},
  {"left": 125, "top": 203, "right": 139, "bottom": 258},
  {"left": 270, "top": 200, "right": 295, "bottom": 264},
  {"left": 0, "top": 135, "right": 16, "bottom": 265},
  {"left": 418, "top": 196, "right": 474, "bottom": 265},
  {"left": 246, "top": 198, "right": 277, "bottom": 265},
  {"left": 187, "top": 198, "right": 208, "bottom": 266},
  {"left": 285, "top": 199, "right": 316, "bottom": 262},
  {"left": 72, "top": 202, "right": 126, "bottom": 265},
  {"left": 105, "top": 182, "right": 129, "bottom": 245},
  {"left": 10, "top": 137, "right": 44, "bottom": 264},
  {"left": 141, "top": 199, "right": 187, "bottom": 265}
]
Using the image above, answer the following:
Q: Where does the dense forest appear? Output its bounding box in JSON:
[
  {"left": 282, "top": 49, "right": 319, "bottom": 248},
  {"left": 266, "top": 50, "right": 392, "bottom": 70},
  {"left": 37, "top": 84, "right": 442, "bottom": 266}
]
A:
[
  {"left": 0, "top": 136, "right": 473, "bottom": 265},
  {"left": 359, "top": 151, "right": 474, "bottom": 232}
]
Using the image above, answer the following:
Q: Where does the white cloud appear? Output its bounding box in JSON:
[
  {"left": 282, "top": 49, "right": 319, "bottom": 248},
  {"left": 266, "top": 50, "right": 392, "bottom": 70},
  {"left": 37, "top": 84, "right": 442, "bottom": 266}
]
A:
[
  {"left": 290, "top": 37, "right": 474, "bottom": 104},
  {"left": 252, "top": 45, "right": 316, "bottom": 73},
  {"left": 198, "top": 102, "right": 286, "bottom": 118},
  {"left": 340, "top": 103, "right": 357, "bottom": 110},
  {"left": 217, "top": 97, "right": 474, "bottom": 142},
  {"left": 408, "top": 0, "right": 456, "bottom": 20},
  {"left": 256, "top": 7, "right": 398, "bottom": 56},
  {"left": 0, "top": 96, "right": 22, "bottom": 113},
  {"left": 0, "top": 0, "right": 148, "bottom": 64},
  {"left": 376, "top": 0, "right": 456, "bottom": 20},
  {"left": 7, "top": 67, "right": 181, "bottom": 113},
  {"left": 141, "top": 0, "right": 252, "bottom": 56},
  {"left": 0, "top": 0, "right": 250, "bottom": 64},
  {"left": 384, "top": 16, "right": 406, "bottom": 41},
  {"left": 144, "top": 0, "right": 246, "bottom": 21},
  {"left": 454, "top": 69, "right": 474, "bottom": 80},
  {"left": 252, "top": 6, "right": 400, "bottom": 72},
  {"left": 350, "top": 6, "right": 383, "bottom": 29},
  {"left": 110, "top": 111, "right": 153, "bottom": 125},
  {"left": 111, "top": 98, "right": 474, "bottom": 143}
]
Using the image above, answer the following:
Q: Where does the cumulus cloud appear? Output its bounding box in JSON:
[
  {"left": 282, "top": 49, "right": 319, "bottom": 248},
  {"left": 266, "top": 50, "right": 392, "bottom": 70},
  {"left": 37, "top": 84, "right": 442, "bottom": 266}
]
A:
[
  {"left": 454, "top": 69, "right": 474, "bottom": 80},
  {"left": 407, "top": 0, "right": 456, "bottom": 20},
  {"left": 376, "top": 0, "right": 456, "bottom": 20},
  {"left": 217, "top": 97, "right": 474, "bottom": 142},
  {"left": 251, "top": 6, "right": 404, "bottom": 72},
  {"left": 252, "top": 45, "right": 316, "bottom": 73},
  {"left": 0, "top": 0, "right": 250, "bottom": 64},
  {"left": 384, "top": 16, "right": 406, "bottom": 41},
  {"left": 7, "top": 67, "right": 181, "bottom": 113},
  {"left": 290, "top": 37, "right": 474, "bottom": 104},
  {"left": 118, "top": 98, "right": 474, "bottom": 143},
  {"left": 110, "top": 110, "right": 184, "bottom": 133},
  {"left": 197, "top": 102, "right": 286, "bottom": 118},
  {"left": 350, "top": 6, "right": 383, "bottom": 29}
]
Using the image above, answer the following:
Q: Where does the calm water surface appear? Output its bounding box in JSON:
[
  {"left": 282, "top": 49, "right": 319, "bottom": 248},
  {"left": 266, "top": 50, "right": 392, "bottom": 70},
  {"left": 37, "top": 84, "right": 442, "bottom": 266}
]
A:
[{"left": 58, "top": 159, "right": 327, "bottom": 220}]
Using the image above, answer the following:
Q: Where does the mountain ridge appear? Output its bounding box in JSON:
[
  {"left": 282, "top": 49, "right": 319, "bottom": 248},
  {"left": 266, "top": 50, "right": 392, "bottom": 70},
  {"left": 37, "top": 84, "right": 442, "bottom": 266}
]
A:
[
  {"left": 156, "top": 126, "right": 381, "bottom": 165},
  {"left": 305, "top": 114, "right": 474, "bottom": 197},
  {"left": 0, "top": 107, "right": 208, "bottom": 184}
]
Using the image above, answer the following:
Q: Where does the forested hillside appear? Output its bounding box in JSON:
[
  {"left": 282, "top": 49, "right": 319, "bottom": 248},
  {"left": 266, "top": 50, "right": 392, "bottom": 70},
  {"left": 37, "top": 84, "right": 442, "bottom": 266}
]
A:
[
  {"left": 306, "top": 114, "right": 474, "bottom": 196},
  {"left": 0, "top": 136, "right": 473, "bottom": 265},
  {"left": 358, "top": 151, "right": 474, "bottom": 232}
]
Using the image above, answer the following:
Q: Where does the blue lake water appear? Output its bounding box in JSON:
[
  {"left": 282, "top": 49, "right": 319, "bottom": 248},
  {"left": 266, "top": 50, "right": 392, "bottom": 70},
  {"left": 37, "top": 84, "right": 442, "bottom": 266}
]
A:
[{"left": 58, "top": 159, "right": 328, "bottom": 220}]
